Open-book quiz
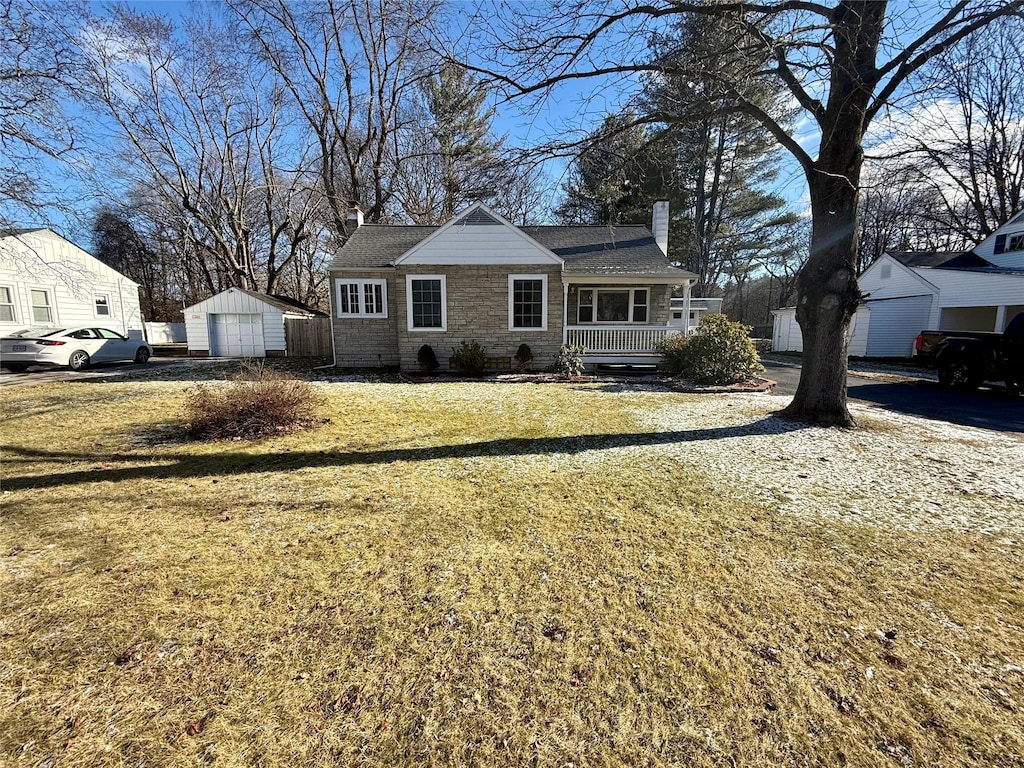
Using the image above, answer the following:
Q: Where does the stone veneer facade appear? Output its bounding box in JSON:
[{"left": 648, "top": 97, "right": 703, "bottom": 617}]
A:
[{"left": 331, "top": 266, "right": 674, "bottom": 370}]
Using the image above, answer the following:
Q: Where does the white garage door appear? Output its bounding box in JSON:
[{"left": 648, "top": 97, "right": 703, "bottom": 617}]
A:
[{"left": 209, "top": 313, "right": 265, "bottom": 357}]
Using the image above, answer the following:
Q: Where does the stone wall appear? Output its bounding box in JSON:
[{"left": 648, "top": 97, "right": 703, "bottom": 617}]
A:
[
  {"left": 329, "top": 270, "right": 400, "bottom": 367},
  {"left": 396, "top": 265, "right": 564, "bottom": 370}
]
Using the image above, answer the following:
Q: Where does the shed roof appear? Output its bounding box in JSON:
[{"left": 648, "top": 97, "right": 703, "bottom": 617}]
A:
[{"left": 185, "top": 287, "right": 326, "bottom": 316}]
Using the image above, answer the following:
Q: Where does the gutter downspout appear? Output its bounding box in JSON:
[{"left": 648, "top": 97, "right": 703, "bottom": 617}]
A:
[{"left": 117, "top": 279, "right": 127, "bottom": 335}]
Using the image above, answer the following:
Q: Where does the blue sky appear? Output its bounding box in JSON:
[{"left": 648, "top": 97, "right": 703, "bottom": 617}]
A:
[{"left": 7, "top": 0, "right": 965, "bottom": 241}]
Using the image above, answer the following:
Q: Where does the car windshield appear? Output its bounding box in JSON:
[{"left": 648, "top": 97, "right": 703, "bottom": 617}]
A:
[{"left": 6, "top": 326, "right": 65, "bottom": 338}]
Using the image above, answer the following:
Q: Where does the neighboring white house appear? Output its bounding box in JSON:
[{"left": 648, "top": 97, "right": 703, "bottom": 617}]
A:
[
  {"left": 183, "top": 287, "right": 326, "bottom": 357},
  {"left": 0, "top": 228, "right": 143, "bottom": 337},
  {"left": 772, "top": 215, "right": 1024, "bottom": 358}
]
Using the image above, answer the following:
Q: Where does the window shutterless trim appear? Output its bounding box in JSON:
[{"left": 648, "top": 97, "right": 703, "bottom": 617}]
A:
[
  {"left": 0, "top": 285, "right": 16, "bottom": 323},
  {"left": 406, "top": 275, "right": 447, "bottom": 331},
  {"left": 577, "top": 287, "right": 651, "bottom": 324},
  {"left": 29, "top": 286, "right": 55, "bottom": 324},
  {"left": 334, "top": 278, "right": 388, "bottom": 318},
  {"left": 507, "top": 274, "right": 548, "bottom": 331},
  {"left": 94, "top": 292, "right": 111, "bottom": 318}
]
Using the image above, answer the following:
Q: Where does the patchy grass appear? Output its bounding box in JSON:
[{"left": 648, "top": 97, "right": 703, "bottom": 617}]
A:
[{"left": 1, "top": 380, "right": 1022, "bottom": 767}]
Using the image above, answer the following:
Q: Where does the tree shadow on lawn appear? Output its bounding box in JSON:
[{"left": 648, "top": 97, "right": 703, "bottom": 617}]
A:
[{"left": 2, "top": 415, "right": 809, "bottom": 493}]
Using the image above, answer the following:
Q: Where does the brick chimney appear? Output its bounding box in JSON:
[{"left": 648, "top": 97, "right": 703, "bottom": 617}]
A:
[{"left": 652, "top": 200, "right": 669, "bottom": 256}]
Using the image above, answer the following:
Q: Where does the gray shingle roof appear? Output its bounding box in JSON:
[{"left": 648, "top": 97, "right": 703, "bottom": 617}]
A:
[
  {"left": 328, "top": 223, "right": 694, "bottom": 279},
  {"left": 235, "top": 288, "right": 327, "bottom": 316},
  {"left": 889, "top": 251, "right": 966, "bottom": 268}
]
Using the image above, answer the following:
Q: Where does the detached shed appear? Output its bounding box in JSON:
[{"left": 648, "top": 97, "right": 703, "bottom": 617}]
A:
[
  {"left": 772, "top": 305, "right": 870, "bottom": 357},
  {"left": 184, "top": 288, "right": 326, "bottom": 358}
]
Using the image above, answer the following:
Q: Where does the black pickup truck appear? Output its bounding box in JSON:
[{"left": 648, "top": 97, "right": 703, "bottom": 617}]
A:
[{"left": 914, "top": 312, "right": 1024, "bottom": 393}]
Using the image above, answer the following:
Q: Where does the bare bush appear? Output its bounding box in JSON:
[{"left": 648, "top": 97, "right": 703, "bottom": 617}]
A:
[{"left": 184, "top": 362, "right": 324, "bottom": 440}]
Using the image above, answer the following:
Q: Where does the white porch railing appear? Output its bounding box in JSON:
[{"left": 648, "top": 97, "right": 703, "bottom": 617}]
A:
[{"left": 565, "top": 325, "right": 680, "bottom": 354}]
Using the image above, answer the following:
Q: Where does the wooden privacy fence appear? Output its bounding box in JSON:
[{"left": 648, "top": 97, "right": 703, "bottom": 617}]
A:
[{"left": 285, "top": 317, "right": 332, "bottom": 357}]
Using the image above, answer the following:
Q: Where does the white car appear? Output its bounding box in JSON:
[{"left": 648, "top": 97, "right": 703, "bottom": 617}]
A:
[{"left": 0, "top": 326, "right": 152, "bottom": 372}]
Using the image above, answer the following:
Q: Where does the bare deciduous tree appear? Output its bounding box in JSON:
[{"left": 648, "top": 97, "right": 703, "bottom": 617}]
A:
[
  {"left": 458, "top": 0, "right": 1024, "bottom": 425},
  {"left": 0, "top": 0, "right": 81, "bottom": 228},
  {"left": 229, "top": 0, "right": 440, "bottom": 235}
]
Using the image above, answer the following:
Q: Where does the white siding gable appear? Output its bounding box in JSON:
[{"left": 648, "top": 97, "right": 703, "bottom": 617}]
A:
[
  {"left": 0, "top": 229, "right": 142, "bottom": 336},
  {"left": 395, "top": 202, "right": 562, "bottom": 266},
  {"left": 973, "top": 210, "right": 1024, "bottom": 268},
  {"left": 860, "top": 254, "right": 937, "bottom": 300}
]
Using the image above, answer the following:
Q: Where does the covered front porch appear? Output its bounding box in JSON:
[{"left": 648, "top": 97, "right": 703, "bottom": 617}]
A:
[{"left": 560, "top": 275, "right": 692, "bottom": 365}]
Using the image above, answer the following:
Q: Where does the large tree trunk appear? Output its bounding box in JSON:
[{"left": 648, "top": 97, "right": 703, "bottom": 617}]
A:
[
  {"left": 782, "top": 172, "right": 860, "bottom": 426},
  {"left": 781, "top": 1, "right": 885, "bottom": 427}
]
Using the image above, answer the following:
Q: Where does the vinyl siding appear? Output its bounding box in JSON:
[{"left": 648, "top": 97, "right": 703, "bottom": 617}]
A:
[
  {"left": 973, "top": 221, "right": 1024, "bottom": 268},
  {"left": 397, "top": 225, "right": 560, "bottom": 266},
  {"left": 183, "top": 288, "right": 287, "bottom": 355},
  {"left": 860, "top": 256, "right": 936, "bottom": 300},
  {"left": 0, "top": 230, "right": 142, "bottom": 336},
  {"left": 864, "top": 296, "right": 932, "bottom": 357},
  {"left": 772, "top": 306, "right": 871, "bottom": 356}
]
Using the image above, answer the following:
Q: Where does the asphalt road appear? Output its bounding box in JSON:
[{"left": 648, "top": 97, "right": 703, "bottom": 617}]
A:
[{"left": 762, "top": 361, "right": 1024, "bottom": 434}]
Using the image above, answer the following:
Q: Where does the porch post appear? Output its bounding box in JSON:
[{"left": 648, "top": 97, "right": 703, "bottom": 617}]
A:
[
  {"left": 682, "top": 280, "right": 692, "bottom": 334},
  {"left": 562, "top": 281, "right": 569, "bottom": 344},
  {"left": 995, "top": 305, "right": 1007, "bottom": 332}
]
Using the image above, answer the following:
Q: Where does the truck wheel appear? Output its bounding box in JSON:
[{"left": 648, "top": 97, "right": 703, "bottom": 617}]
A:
[{"left": 938, "top": 358, "right": 980, "bottom": 391}]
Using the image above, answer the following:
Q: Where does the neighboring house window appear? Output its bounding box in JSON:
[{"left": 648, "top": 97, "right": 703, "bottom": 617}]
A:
[
  {"left": 880, "top": 263, "right": 892, "bottom": 279},
  {"left": 335, "top": 279, "right": 387, "bottom": 318},
  {"left": 30, "top": 289, "right": 53, "bottom": 323},
  {"left": 94, "top": 293, "right": 111, "bottom": 317},
  {"left": 1010, "top": 233, "right": 1024, "bottom": 252},
  {"left": 577, "top": 287, "right": 651, "bottom": 323},
  {"left": 0, "top": 286, "right": 15, "bottom": 322},
  {"left": 508, "top": 275, "right": 547, "bottom": 331},
  {"left": 406, "top": 275, "right": 446, "bottom": 331}
]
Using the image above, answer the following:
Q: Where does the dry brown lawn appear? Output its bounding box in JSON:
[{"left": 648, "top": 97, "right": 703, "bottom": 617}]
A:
[{"left": 1, "top": 379, "right": 1022, "bottom": 767}]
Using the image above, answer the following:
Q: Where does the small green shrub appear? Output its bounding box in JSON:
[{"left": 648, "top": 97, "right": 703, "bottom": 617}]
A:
[
  {"left": 550, "top": 344, "right": 586, "bottom": 377},
  {"left": 658, "top": 314, "right": 764, "bottom": 385},
  {"left": 514, "top": 343, "right": 533, "bottom": 370},
  {"left": 184, "top": 361, "right": 324, "bottom": 440},
  {"left": 417, "top": 344, "right": 439, "bottom": 372},
  {"left": 451, "top": 340, "right": 487, "bottom": 376}
]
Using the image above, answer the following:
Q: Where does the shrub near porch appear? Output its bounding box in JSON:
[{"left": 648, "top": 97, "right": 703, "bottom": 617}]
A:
[{"left": 1, "top": 380, "right": 1022, "bottom": 767}]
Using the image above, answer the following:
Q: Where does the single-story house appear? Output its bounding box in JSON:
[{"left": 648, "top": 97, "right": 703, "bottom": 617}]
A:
[
  {"left": 328, "top": 201, "right": 697, "bottom": 370},
  {"left": 0, "top": 228, "right": 143, "bottom": 337},
  {"left": 772, "top": 211, "right": 1024, "bottom": 358},
  {"left": 183, "top": 287, "right": 326, "bottom": 358}
]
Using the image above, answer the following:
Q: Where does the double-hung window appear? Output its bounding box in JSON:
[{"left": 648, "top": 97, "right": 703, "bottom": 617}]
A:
[
  {"left": 94, "top": 293, "right": 111, "bottom": 318},
  {"left": 335, "top": 279, "right": 388, "bottom": 318},
  {"left": 30, "top": 289, "right": 53, "bottom": 323},
  {"left": 577, "top": 287, "right": 649, "bottom": 323},
  {"left": 407, "top": 275, "right": 446, "bottom": 331},
  {"left": 508, "top": 275, "right": 547, "bottom": 330},
  {"left": 0, "top": 286, "right": 15, "bottom": 322}
]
